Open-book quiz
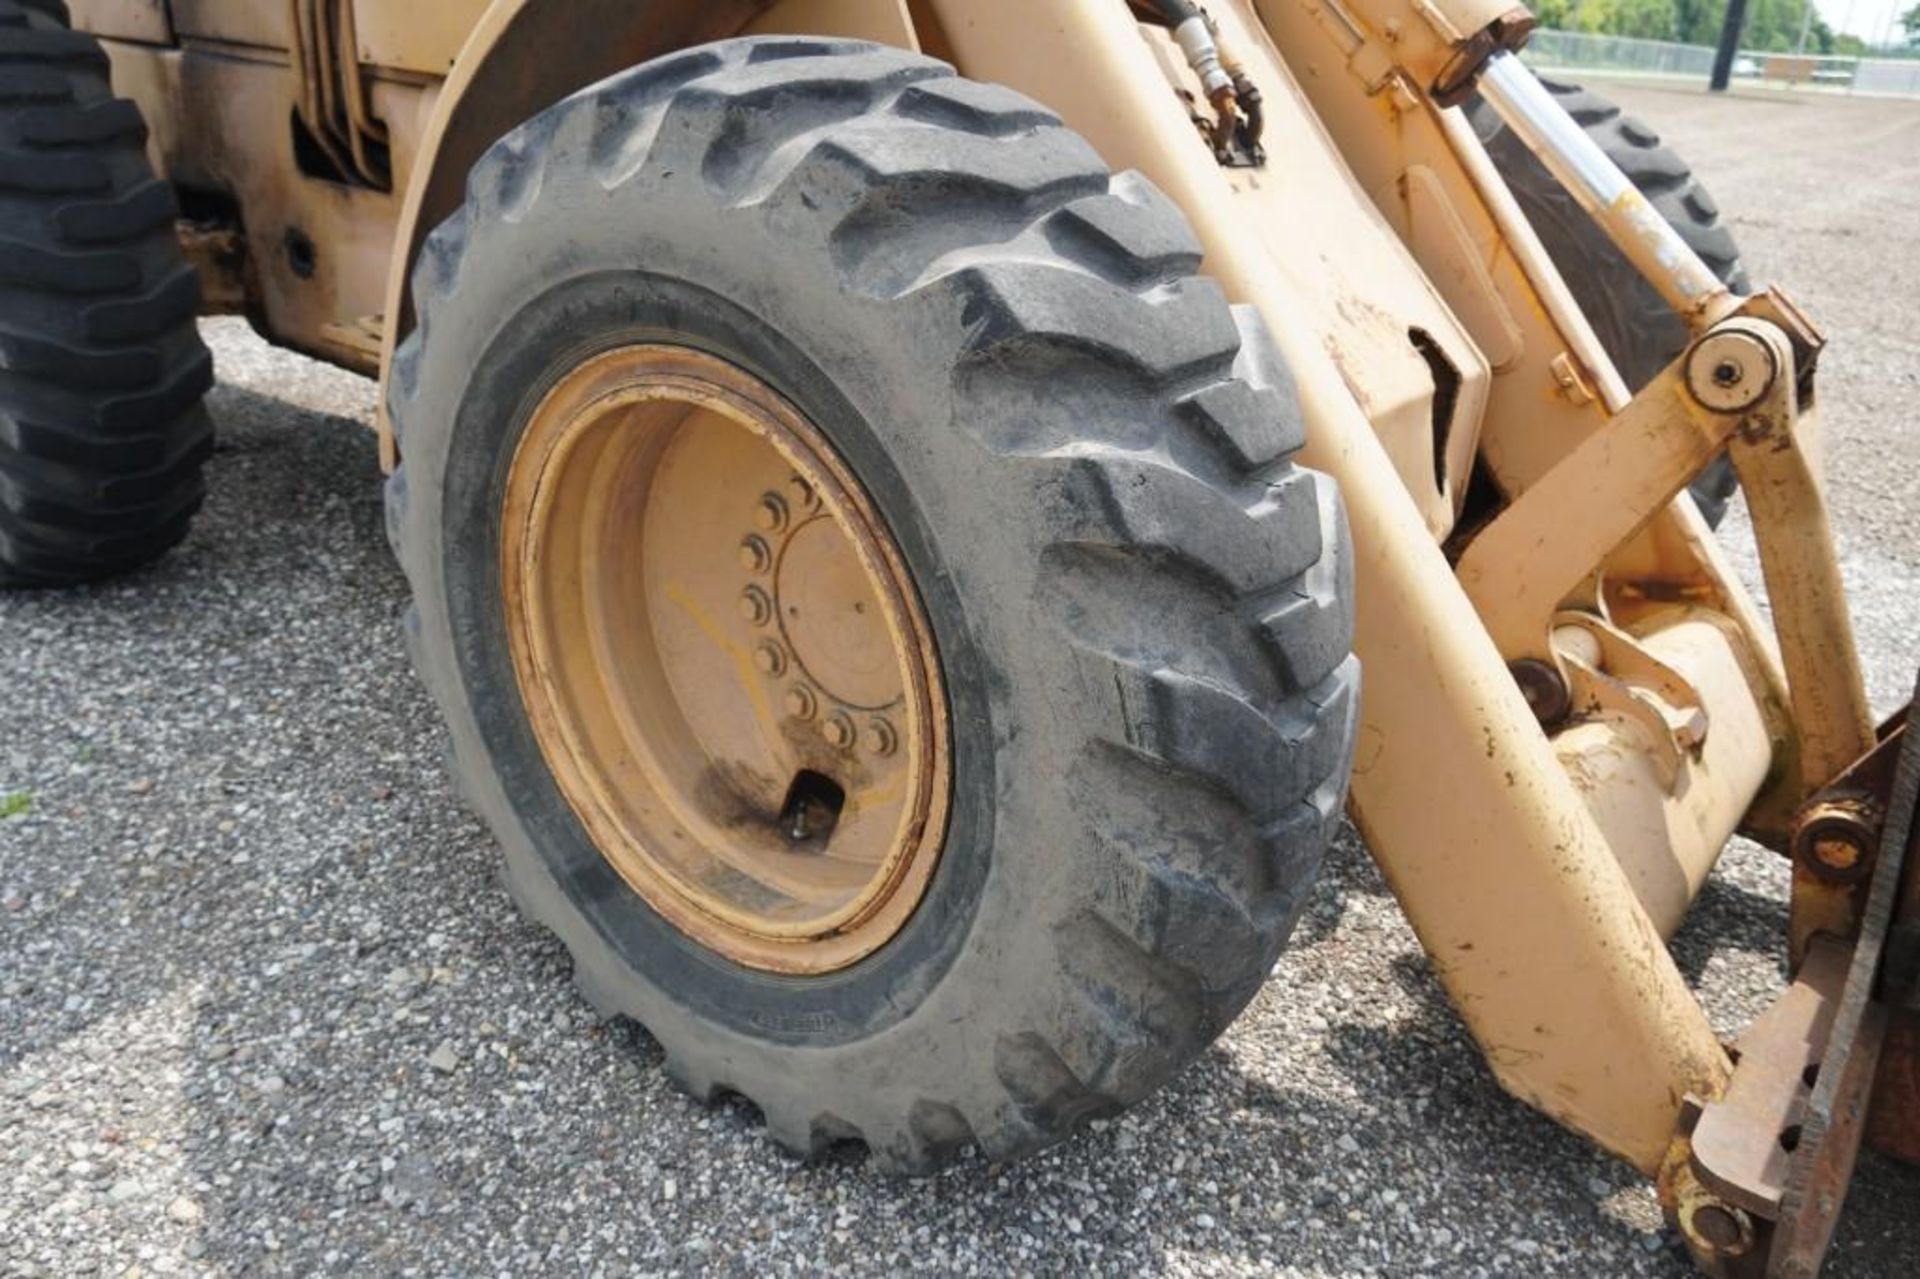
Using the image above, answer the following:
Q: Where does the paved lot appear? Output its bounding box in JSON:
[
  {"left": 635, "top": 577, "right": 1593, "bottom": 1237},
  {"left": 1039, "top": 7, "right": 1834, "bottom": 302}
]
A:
[{"left": 4, "top": 80, "right": 1919, "bottom": 1277}]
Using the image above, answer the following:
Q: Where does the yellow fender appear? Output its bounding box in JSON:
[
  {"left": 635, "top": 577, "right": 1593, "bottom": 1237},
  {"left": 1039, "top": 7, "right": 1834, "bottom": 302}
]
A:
[{"left": 374, "top": 0, "right": 923, "bottom": 464}]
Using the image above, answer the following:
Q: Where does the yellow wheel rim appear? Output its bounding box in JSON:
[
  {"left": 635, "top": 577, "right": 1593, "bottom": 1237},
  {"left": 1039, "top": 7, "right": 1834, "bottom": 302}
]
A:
[{"left": 501, "top": 345, "right": 951, "bottom": 974}]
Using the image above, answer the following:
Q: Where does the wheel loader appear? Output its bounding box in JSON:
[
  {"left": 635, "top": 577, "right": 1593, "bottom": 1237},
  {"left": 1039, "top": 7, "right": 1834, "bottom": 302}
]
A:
[{"left": 2, "top": 0, "right": 1910, "bottom": 1270}]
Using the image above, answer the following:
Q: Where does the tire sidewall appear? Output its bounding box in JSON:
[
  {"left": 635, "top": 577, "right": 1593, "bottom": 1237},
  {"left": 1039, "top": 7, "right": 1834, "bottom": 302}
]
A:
[
  {"left": 438, "top": 266, "right": 999, "bottom": 1048},
  {"left": 392, "top": 40, "right": 1358, "bottom": 1161}
]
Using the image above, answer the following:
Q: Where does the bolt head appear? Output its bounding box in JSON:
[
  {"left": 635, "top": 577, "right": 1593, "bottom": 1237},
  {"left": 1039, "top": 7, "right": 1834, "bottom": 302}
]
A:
[
  {"left": 739, "top": 586, "right": 772, "bottom": 626},
  {"left": 1686, "top": 327, "right": 1777, "bottom": 412},
  {"left": 1509, "top": 658, "right": 1571, "bottom": 726},
  {"left": 821, "top": 713, "right": 854, "bottom": 750},
  {"left": 1793, "top": 800, "right": 1880, "bottom": 881},
  {"left": 756, "top": 493, "right": 789, "bottom": 533},
  {"left": 787, "top": 475, "right": 818, "bottom": 512},
  {"left": 1688, "top": 1201, "right": 1753, "bottom": 1256},
  {"left": 784, "top": 686, "right": 817, "bottom": 721},
  {"left": 1550, "top": 623, "right": 1604, "bottom": 669},
  {"left": 863, "top": 718, "right": 897, "bottom": 757},
  {"left": 739, "top": 536, "right": 771, "bottom": 574},
  {"left": 754, "top": 642, "right": 786, "bottom": 676},
  {"left": 1813, "top": 834, "right": 1863, "bottom": 872}
]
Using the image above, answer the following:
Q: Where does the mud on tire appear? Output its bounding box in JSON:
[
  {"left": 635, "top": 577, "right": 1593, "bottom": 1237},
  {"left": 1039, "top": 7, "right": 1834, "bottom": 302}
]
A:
[{"left": 387, "top": 38, "right": 1358, "bottom": 1172}]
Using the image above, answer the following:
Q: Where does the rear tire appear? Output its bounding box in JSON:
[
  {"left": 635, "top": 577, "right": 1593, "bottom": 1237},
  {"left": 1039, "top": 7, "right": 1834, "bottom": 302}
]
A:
[
  {"left": 388, "top": 39, "right": 1358, "bottom": 1171},
  {"left": 0, "top": 0, "right": 213, "bottom": 585},
  {"left": 1468, "top": 77, "right": 1748, "bottom": 526}
]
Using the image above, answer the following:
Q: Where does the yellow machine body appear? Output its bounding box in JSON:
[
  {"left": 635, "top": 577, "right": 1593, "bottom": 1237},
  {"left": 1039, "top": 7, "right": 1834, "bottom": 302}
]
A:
[{"left": 69, "top": 2, "right": 1898, "bottom": 1266}]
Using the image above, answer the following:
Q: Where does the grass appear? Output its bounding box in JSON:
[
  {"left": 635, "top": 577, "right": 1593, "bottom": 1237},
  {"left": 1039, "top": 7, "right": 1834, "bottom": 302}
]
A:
[{"left": 0, "top": 792, "right": 31, "bottom": 819}]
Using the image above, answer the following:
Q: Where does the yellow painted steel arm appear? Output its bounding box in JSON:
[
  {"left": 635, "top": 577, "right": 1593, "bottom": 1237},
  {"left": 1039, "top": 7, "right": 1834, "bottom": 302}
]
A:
[{"left": 928, "top": 0, "right": 1730, "bottom": 1171}]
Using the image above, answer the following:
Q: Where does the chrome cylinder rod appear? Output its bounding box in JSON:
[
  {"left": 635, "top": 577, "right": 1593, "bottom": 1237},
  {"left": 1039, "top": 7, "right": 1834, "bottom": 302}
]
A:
[{"left": 1476, "top": 52, "right": 1731, "bottom": 327}]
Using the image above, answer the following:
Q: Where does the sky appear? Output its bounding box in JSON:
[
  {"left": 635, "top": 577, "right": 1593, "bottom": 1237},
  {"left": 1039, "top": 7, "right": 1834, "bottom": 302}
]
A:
[{"left": 1815, "top": 0, "right": 1908, "bottom": 42}]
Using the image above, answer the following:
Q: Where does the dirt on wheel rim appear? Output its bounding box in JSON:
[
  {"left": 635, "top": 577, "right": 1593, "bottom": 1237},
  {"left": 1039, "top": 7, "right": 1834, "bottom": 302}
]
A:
[{"left": 500, "top": 343, "right": 951, "bottom": 974}]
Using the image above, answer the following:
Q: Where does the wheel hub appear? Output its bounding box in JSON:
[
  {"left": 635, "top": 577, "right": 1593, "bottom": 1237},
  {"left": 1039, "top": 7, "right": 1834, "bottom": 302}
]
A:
[
  {"left": 501, "top": 345, "right": 950, "bottom": 974},
  {"left": 774, "top": 513, "right": 903, "bottom": 710}
]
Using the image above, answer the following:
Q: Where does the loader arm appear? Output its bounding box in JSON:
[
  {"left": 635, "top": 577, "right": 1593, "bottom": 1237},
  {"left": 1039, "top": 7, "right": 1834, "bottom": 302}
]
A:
[
  {"left": 934, "top": 0, "right": 1751, "bottom": 1162},
  {"left": 917, "top": 2, "right": 1913, "bottom": 1272}
]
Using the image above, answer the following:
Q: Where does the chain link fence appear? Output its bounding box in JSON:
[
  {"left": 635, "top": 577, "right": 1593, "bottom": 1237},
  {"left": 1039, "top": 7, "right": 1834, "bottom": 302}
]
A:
[{"left": 1521, "top": 29, "right": 1920, "bottom": 99}]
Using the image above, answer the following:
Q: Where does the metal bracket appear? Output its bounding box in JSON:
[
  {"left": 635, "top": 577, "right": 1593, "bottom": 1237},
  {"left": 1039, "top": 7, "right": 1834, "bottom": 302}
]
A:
[
  {"left": 1666, "top": 676, "right": 1920, "bottom": 1276},
  {"left": 1789, "top": 720, "right": 1905, "bottom": 967},
  {"left": 1456, "top": 348, "right": 1730, "bottom": 668},
  {"left": 1552, "top": 611, "right": 1708, "bottom": 787},
  {"left": 1712, "top": 313, "right": 1869, "bottom": 793},
  {"left": 1457, "top": 296, "right": 1874, "bottom": 804}
]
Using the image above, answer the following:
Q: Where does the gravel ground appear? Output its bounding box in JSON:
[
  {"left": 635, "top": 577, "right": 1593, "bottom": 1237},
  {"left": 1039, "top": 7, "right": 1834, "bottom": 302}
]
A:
[{"left": 4, "top": 80, "right": 1920, "bottom": 1277}]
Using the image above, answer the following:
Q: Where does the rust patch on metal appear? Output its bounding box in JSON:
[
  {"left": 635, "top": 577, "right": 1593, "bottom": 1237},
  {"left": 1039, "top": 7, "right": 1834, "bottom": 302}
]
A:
[
  {"left": 1788, "top": 716, "right": 1906, "bottom": 967},
  {"left": 1867, "top": 1008, "right": 1920, "bottom": 1164},
  {"left": 1685, "top": 937, "right": 1849, "bottom": 1221},
  {"left": 176, "top": 219, "right": 248, "bottom": 315},
  {"left": 1670, "top": 675, "right": 1920, "bottom": 1276}
]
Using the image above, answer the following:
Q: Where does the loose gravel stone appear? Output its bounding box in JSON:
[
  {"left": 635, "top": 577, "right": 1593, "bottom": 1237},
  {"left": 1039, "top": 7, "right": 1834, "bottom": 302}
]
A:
[{"left": 3, "top": 82, "right": 1918, "bottom": 1278}]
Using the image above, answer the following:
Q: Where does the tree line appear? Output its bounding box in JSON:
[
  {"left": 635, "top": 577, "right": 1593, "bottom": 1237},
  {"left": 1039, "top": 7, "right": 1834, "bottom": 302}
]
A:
[{"left": 1533, "top": 0, "right": 1920, "bottom": 56}]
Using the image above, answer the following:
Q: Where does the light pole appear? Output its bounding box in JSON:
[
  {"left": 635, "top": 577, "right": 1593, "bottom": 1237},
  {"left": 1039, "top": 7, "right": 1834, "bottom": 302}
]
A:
[{"left": 1711, "top": 0, "right": 1750, "bottom": 90}]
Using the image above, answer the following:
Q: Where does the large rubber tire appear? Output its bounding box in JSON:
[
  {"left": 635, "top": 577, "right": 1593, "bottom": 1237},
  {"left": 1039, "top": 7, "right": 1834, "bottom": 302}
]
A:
[
  {"left": 0, "top": 0, "right": 213, "bottom": 586},
  {"left": 1468, "top": 77, "right": 1748, "bottom": 526},
  {"left": 387, "top": 38, "right": 1358, "bottom": 1172}
]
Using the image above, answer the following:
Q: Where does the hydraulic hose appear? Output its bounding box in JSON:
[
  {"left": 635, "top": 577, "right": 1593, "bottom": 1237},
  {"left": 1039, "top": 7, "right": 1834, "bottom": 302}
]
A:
[{"left": 1128, "top": 0, "right": 1261, "bottom": 162}]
